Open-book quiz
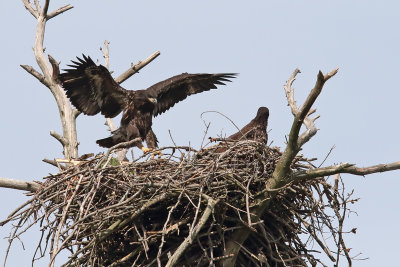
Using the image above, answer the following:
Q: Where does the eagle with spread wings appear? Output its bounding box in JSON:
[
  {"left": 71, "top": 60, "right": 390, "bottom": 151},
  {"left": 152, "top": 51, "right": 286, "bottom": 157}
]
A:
[{"left": 57, "top": 55, "right": 237, "bottom": 152}]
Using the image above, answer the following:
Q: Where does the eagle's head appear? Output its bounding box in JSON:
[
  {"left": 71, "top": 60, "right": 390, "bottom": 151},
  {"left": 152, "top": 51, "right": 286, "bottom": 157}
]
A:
[
  {"left": 135, "top": 90, "right": 158, "bottom": 112},
  {"left": 254, "top": 107, "right": 269, "bottom": 124}
]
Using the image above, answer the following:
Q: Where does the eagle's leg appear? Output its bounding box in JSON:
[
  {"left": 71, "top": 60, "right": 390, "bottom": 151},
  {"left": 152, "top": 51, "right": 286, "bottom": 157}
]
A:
[
  {"left": 124, "top": 125, "right": 154, "bottom": 154},
  {"left": 145, "top": 129, "right": 163, "bottom": 158},
  {"left": 136, "top": 141, "right": 151, "bottom": 153},
  {"left": 137, "top": 142, "right": 157, "bottom": 155}
]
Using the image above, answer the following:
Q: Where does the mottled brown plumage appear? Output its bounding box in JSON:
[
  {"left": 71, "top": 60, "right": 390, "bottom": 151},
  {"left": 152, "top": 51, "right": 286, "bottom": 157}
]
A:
[
  {"left": 58, "top": 54, "right": 237, "bottom": 151},
  {"left": 228, "top": 107, "right": 269, "bottom": 143},
  {"left": 214, "top": 107, "right": 269, "bottom": 153}
]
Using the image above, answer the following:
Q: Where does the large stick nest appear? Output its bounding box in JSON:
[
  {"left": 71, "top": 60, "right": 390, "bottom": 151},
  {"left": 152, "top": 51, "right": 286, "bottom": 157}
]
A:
[{"left": 3, "top": 141, "right": 355, "bottom": 266}]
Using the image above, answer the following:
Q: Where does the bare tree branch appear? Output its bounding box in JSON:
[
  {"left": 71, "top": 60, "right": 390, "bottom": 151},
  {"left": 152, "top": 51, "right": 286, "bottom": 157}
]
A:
[
  {"left": 47, "top": 5, "right": 73, "bottom": 20},
  {"left": 23, "top": 2, "right": 157, "bottom": 161},
  {"left": 288, "top": 68, "right": 338, "bottom": 152},
  {"left": 49, "top": 175, "right": 84, "bottom": 267},
  {"left": 62, "top": 193, "right": 172, "bottom": 264},
  {"left": 20, "top": 64, "right": 49, "bottom": 87},
  {"left": 54, "top": 158, "right": 83, "bottom": 165},
  {"left": 42, "top": 158, "right": 67, "bottom": 170},
  {"left": 34, "top": 0, "right": 41, "bottom": 14},
  {"left": 344, "top": 161, "right": 400, "bottom": 175},
  {"left": 22, "top": 0, "right": 38, "bottom": 18},
  {"left": 284, "top": 69, "right": 322, "bottom": 148},
  {"left": 165, "top": 196, "right": 218, "bottom": 267},
  {"left": 0, "top": 177, "right": 40, "bottom": 192},
  {"left": 271, "top": 68, "right": 339, "bottom": 188},
  {"left": 3, "top": 136, "right": 399, "bottom": 265},
  {"left": 115, "top": 51, "right": 160, "bottom": 84},
  {"left": 294, "top": 161, "right": 400, "bottom": 181},
  {"left": 221, "top": 68, "right": 338, "bottom": 266},
  {"left": 297, "top": 69, "right": 338, "bottom": 147},
  {"left": 105, "top": 118, "right": 117, "bottom": 132},
  {"left": 73, "top": 109, "right": 81, "bottom": 119},
  {"left": 50, "top": 130, "right": 68, "bottom": 146},
  {"left": 22, "top": 0, "right": 78, "bottom": 159},
  {"left": 100, "top": 40, "right": 110, "bottom": 68},
  {"left": 100, "top": 42, "right": 116, "bottom": 133},
  {"left": 283, "top": 68, "right": 301, "bottom": 116},
  {"left": 41, "top": 0, "right": 49, "bottom": 17},
  {"left": 48, "top": 54, "right": 60, "bottom": 82},
  {"left": 100, "top": 41, "right": 129, "bottom": 162}
]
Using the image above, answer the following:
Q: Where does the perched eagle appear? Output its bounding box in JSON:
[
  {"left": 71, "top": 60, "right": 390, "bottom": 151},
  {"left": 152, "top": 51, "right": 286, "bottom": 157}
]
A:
[
  {"left": 213, "top": 107, "right": 269, "bottom": 152},
  {"left": 227, "top": 107, "right": 269, "bottom": 144},
  {"left": 57, "top": 55, "right": 237, "bottom": 152}
]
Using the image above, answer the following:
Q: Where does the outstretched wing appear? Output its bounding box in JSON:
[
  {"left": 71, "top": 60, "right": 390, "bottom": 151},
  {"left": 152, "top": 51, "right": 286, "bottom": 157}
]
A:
[
  {"left": 146, "top": 73, "right": 237, "bottom": 116},
  {"left": 59, "top": 54, "right": 128, "bottom": 118}
]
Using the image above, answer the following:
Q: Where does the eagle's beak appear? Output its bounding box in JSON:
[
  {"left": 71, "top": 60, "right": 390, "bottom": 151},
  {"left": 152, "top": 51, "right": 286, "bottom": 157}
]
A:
[{"left": 148, "top": 97, "right": 157, "bottom": 104}]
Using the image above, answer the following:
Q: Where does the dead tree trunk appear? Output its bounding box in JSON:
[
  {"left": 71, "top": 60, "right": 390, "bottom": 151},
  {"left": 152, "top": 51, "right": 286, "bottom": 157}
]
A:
[
  {"left": 20, "top": 0, "right": 160, "bottom": 163},
  {"left": 21, "top": 0, "right": 78, "bottom": 159}
]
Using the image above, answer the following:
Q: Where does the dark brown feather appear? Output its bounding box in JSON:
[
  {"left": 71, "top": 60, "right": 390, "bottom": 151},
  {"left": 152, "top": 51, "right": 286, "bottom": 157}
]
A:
[
  {"left": 59, "top": 55, "right": 128, "bottom": 118},
  {"left": 147, "top": 73, "right": 237, "bottom": 116},
  {"left": 58, "top": 54, "right": 236, "bottom": 150},
  {"left": 228, "top": 107, "right": 269, "bottom": 143},
  {"left": 214, "top": 107, "right": 269, "bottom": 153}
]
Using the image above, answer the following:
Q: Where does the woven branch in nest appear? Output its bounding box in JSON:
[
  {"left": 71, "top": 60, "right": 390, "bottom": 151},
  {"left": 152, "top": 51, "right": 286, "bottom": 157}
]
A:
[{"left": 2, "top": 141, "right": 356, "bottom": 266}]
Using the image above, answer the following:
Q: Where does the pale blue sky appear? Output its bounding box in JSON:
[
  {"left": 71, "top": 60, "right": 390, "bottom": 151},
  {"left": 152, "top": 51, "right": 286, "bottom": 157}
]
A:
[{"left": 1, "top": 1, "right": 399, "bottom": 266}]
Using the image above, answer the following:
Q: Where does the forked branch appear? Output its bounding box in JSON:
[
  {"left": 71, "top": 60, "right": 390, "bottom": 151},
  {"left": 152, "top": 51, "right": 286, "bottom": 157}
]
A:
[
  {"left": 22, "top": 0, "right": 73, "bottom": 20},
  {"left": 22, "top": 0, "right": 79, "bottom": 160},
  {"left": 22, "top": 0, "right": 38, "bottom": 18},
  {"left": 271, "top": 68, "right": 339, "bottom": 189},
  {"left": 21, "top": 0, "right": 159, "bottom": 162},
  {"left": 286, "top": 68, "right": 338, "bottom": 152}
]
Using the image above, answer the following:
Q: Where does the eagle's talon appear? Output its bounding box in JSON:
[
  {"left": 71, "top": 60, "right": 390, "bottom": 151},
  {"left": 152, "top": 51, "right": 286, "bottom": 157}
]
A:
[
  {"left": 141, "top": 147, "right": 151, "bottom": 153},
  {"left": 141, "top": 147, "right": 162, "bottom": 159},
  {"left": 151, "top": 150, "right": 163, "bottom": 159}
]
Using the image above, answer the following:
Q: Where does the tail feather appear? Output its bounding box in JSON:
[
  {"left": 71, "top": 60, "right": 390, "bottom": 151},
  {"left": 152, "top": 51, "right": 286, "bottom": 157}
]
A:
[
  {"left": 96, "top": 136, "right": 118, "bottom": 148},
  {"left": 96, "top": 127, "right": 144, "bottom": 149}
]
